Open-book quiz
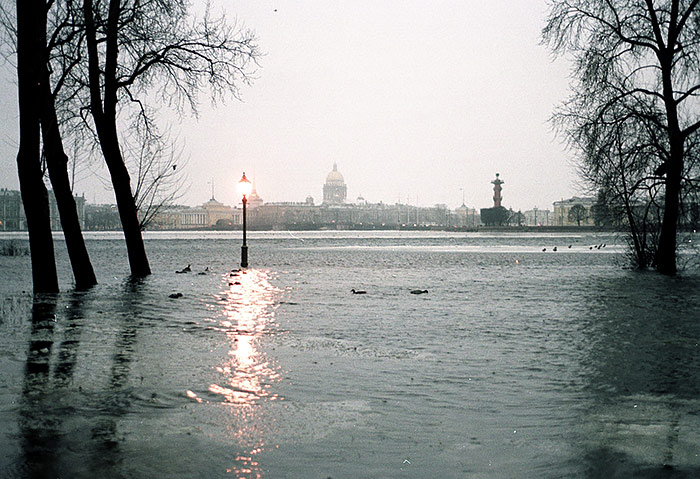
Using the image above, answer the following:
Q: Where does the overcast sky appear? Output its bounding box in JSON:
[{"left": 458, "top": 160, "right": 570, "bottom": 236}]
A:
[{"left": 0, "top": 0, "right": 580, "bottom": 211}]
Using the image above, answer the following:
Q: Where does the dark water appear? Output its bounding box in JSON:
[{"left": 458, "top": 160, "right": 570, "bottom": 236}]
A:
[{"left": 1, "top": 231, "right": 700, "bottom": 478}]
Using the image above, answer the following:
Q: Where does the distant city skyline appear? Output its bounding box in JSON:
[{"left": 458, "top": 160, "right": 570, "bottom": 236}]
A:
[{"left": 0, "top": 1, "right": 579, "bottom": 212}]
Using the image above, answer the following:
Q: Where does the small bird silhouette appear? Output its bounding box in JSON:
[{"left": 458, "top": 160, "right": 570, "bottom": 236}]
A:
[
  {"left": 351, "top": 288, "right": 367, "bottom": 294},
  {"left": 410, "top": 289, "right": 428, "bottom": 294},
  {"left": 168, "top": 292, "right": 183, "bottom": 299}
]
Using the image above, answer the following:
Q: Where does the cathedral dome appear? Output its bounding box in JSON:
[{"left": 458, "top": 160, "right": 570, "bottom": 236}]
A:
[
  {"left": 323, "top": 163, "right": 347, "bottom": 205},
  {"left": 325, "top": 163, "right": 345, "bottom": 184}
]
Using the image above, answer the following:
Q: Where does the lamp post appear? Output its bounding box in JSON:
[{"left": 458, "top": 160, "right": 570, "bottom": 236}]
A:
[{"left": 237, "top": 172, "right": 252, "bottom": 268}]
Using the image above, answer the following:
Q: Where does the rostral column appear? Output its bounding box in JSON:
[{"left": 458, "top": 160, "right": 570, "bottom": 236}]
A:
[{"left": 492, "top": 173, "right": 504, "bottom": 208}]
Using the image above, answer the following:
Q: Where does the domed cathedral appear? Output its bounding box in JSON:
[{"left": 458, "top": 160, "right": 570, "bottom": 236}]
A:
[{"left": 323, "top": 163, "right": 347, "bottom": 205}]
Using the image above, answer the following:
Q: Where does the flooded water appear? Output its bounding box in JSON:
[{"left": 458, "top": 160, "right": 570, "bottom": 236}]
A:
[{"left": 1, "top": 231, "right": 700, "bottom": 478}]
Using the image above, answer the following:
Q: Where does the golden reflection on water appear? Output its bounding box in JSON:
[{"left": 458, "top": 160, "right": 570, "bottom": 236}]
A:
[{"left": 204, "top": 268, "right": 282, "bottom": 478}]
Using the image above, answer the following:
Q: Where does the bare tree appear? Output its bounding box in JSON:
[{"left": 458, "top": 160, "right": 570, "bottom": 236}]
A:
[
  {"left": 15, "top": 0, "right": 59, "bottom": 293},
  {"left": 558, "top": 84, "right": 670, "bottom": 267},
  {"left": 128, "top": 132, "right": 188, "bottom": 229},
  {"left": 77, "top": 0, "right": 258, "bottom": 276},
  {"left": 568, "top": 204, "right": 588, "bottom": 227},
  {"left": 544, "top": 0, "right": 700, "bottom": 275},
  {"left": 82, "top": 0, "right": 151, "bottom": 276},
  {"left": 41, "top": 0, "right": 97, "bottom": 288},
  {"left": 2, "top": 0, "right": 97, "bottom": 289}
]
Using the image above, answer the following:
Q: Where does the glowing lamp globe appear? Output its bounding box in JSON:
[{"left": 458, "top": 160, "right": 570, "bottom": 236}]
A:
[{"left": 237, "top": 173, "right": 252, "bottom": 197}]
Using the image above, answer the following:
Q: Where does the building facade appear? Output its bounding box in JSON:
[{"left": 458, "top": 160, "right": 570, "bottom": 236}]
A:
[
  {"left": 1, "top": 188, "right": 86, "bottom": 231},
  {"left": 0, "top": 189, "right": 25, "bottom": 230},
  {"left": 454, "top": 204, "right": 480, "bottom": 227},
  {"left": 247, "top": 201, "right": 463, "bottom": 230},
  {"left": 523, "top": 208, "right": 552, "bottom": 226},
  {"left": 552, "top": 196, "right": 595, "bottom": 226},
  {"left": 149, "top": 196, "right": 240, "bottom": 229}
]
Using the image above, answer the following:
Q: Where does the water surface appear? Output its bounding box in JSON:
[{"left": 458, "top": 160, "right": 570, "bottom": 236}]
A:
[{"left": 1, "top": 231, "right": 699, "bottom": 478}]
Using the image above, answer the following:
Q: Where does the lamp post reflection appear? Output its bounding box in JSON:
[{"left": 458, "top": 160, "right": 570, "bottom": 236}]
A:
[{"left": 207, "top": 268, "right": 281, "bottom": 478}]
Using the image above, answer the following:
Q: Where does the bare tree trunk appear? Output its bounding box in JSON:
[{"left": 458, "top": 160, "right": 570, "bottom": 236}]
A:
[
  {"left": 655, "top": 53, "right": 684, "bottom": 276},
  {"left": 83, "top": 0, "right": 150, "bottom": 277},
  {"left": 40, "top": 72, "right": 98, "bottom": 289},
  {"left": 16, "top": 0, "right": 59, "bottom": 293},
  {"left": 97, "top": 124, "right": 151, "bottom": 277},
  {"left": 655, "top": 143, "right": 682, "bottom": 275}
]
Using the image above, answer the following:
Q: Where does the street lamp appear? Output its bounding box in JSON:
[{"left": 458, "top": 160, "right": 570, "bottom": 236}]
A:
[{"left": 237, "top": 172, "right": 252, "bottom": 268}]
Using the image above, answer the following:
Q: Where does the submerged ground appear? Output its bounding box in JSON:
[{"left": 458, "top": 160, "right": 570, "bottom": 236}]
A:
[{"left": 1, "top": 231, "right": 699, "bottom": 478}]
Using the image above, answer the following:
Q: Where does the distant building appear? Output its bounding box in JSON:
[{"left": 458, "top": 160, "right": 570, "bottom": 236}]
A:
[
  {"left": 247, "top": 200, "right": 459, "bottom": 230},
  {"left": 552, "top": 196, "right": 595, "bottom": 226},
  {"left": 523, "top": 208, "right": 552, "bottom": 226},
  {"left": 84, "top": 204, "right": 121, "bottom": 230},
  {"left": 247, "top": 181, "right": 264, "bottom": 209},
  {"left": 148, "top": 196, "right": 239, "bottom": 229},
  {"left": 1, "top": 188, "right": 86, "bottom": 231},
  {"left": 0, "top": 189, "right": 25, "bottom": 231},
  {"left": 454, "top": 204, "right": 479, "bottom": 227},
  {"left": 323, "top": 163, "right": 347, "bottom": 205}
]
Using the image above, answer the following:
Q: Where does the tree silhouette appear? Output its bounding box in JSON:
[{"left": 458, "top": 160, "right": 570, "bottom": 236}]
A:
[
  {"left": 568, "top": 204, "right": 588, "bottom": 227},
  {"left": 15, "top": 0, "right": 59, "bottom": 293},
  {"left": 78, "top": 0, "right": 259, "bottom": 276},
  {"left": 544, "top": 0, "right": 700, "bottom": 275}
]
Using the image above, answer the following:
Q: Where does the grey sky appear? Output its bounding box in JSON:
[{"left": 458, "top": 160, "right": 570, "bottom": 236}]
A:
[{"left": 0, "top": 0, "right": 579, "bottom": 211}]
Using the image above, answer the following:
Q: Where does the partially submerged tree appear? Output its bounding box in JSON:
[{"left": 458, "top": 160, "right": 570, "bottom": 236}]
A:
[
  {"left": 82, "top": 0, "right": 151, "bottom": 276},
  {"left": 41, "top": 0, "right": 97, "bottom": 288},
  {"left": 15, "top": 0, "right": 59, "bottom": 293},
  {"left": 544, "top": 0, "right": 700, "bottom": 275},
  {"left": 79, "top": 0, "right": 258, "bottom": 276},
  {"left": 571, "top": 105, "right": 665, "bottom": 267},
  {"left": 2, "top": 0, "right": 97, "bottom": 289}
]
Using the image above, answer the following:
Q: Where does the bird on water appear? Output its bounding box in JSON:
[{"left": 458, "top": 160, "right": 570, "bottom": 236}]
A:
[{"left": 351, "top": 288, "right": 367, "bottom": 294}]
